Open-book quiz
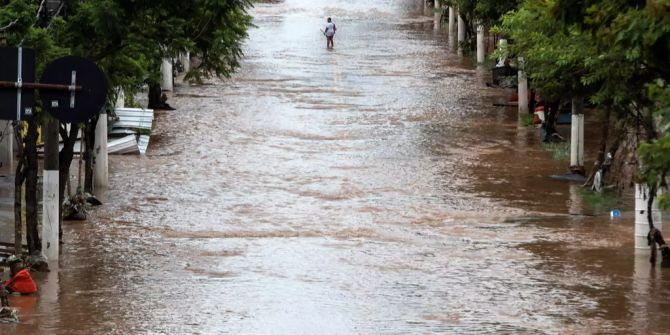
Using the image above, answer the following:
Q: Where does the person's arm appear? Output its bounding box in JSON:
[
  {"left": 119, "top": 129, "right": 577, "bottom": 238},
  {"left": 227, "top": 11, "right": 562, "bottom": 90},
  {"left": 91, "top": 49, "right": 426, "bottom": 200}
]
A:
[{"left": 334, "top": 24, "right": 337, "bottom": 32}]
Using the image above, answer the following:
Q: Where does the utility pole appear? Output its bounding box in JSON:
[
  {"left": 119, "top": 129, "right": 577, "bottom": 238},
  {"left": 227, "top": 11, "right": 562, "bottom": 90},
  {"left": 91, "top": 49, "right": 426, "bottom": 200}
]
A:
[
  {"left": 448, "top": 7, "right": 455, "bottom": 37},
  {"left": 476, "top": 24, "right": 486, "bottom": 64},
  {"left": 94, "top": 90, "right": 121, "bottom": 190},
  {"left": 161, "top": 58, "right": 173, "bottom": 91},
  {"left": 570, "top": 98, "right": 585, "bottom": 175},
  {"left": 180, "top": 53, "right": 190, "bottom": 73},
  {"left": 42, "top": 114, "right": 59, "bottom": 262},
  {"left": 42, "top": 0, "right": 64, "bottom": 264},
  {"left": 433, "top": 0, "right": 441, "bottom": 30},
  {"left": 457, "top": 11, "right": 465, "bottom": 56}
]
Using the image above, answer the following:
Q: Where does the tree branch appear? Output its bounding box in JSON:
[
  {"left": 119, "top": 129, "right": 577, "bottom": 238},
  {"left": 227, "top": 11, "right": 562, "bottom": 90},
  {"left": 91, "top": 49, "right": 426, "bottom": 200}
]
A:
[{"left": 0, "top": 19, "right": 19, "bottom": 32}]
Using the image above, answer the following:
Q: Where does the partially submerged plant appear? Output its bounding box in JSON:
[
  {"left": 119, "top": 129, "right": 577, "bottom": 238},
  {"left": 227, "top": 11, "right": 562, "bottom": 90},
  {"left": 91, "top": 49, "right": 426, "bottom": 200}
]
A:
[{"left": 63, "top": 190, "right": 87, "bottom": 221}]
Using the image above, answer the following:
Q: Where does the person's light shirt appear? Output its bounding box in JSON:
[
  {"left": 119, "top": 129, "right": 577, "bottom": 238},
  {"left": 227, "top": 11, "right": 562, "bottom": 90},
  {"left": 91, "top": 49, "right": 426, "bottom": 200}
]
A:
[{"left": 325, "top": 22, "right": 336, "bottom": 37}]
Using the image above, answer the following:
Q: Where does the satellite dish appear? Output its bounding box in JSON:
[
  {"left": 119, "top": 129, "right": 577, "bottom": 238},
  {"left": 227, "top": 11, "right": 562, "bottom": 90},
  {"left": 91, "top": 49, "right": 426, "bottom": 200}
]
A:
[{"left": 40, "top": 56, "right": 107, "bottom": 123}]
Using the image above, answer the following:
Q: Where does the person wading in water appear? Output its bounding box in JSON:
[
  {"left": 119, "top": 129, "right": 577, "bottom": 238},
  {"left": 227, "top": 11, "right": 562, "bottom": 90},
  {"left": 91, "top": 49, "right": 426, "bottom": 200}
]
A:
[{"left": 324, "top": 17, "right": 337, "bottom": 48}]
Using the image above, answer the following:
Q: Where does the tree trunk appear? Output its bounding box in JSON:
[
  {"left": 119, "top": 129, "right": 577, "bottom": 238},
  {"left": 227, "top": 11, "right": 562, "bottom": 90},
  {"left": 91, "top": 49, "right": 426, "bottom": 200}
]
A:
[
  {"left": 147, "top": 80, "right": 162, "bottom": 109},
  {"left": 58, "top": 123, "right": 80, "bottom": 242},
  {"left": 0, "top": 280, "right": 7, "bottom": 306},
  {"left": 13, "top": 126, "right": 25, "bottom": 256},
  {"left": 542, "top": 101, "right": 560, "bottom": 142},
  {"left": 83, "top": 116, "right": 97, "bottom": 194},
  {"left": 584, "top": 109, "right": 611, "bottom": 187},
  {"left": 24, "top": 118, "right": 40, "bottom": 254},
  {"left": 605, "top": 118, "right": 638, "bottom": 195}
]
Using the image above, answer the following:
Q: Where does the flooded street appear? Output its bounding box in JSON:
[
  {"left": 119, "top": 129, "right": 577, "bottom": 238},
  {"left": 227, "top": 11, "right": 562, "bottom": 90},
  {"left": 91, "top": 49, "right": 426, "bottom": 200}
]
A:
[{"left": 5, "top": 0, "right": 670, "bottom": 333}]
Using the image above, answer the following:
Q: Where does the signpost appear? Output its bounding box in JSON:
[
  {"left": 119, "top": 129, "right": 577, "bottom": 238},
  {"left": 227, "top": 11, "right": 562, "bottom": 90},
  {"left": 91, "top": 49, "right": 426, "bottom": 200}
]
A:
[
  {"left": 41, "top": 56, "right": 107, "bottom": 263},
  {"left": 0, "top": 47, "right": 35, "bottom": 171},
  {"left": 0, "top": 49, "right": 107, "bottom": 122},
  {"left": 0, "top": 47, "right": 36, "bottom": 121},
  {"left": 39, "top": 56, "right": 108, "bottom": 123},
  {"left": 0, "top": 47, "right": 108, "bottom": 264}
]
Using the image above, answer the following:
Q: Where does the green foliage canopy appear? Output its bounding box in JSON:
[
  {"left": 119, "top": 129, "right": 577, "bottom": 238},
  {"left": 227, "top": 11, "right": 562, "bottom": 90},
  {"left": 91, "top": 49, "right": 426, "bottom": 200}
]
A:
[
  {"left": 1, "top": 0, "right": 254, "bottom": 104},
  {"left": 498, "top": 0, "right": 670, "bottom": 207}
]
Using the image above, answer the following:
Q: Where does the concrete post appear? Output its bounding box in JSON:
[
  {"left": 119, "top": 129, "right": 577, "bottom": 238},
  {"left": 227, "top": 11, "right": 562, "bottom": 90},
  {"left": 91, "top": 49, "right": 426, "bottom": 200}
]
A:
[
  {"left": 518, "top": 57, "right": 528, "bottom": 116},
  {"left": 160, "top": 58, "right": 173, "bottom": 91},
  {"left": 570, "top": 98, "right": 585, "bottom": 174},
  {"left": 94, "top": 111, "right": 108, "bottom": 190},
  {"left": 457, "top": 12, "right": 466, "bottom": 55},
  {"left": 180, "top": 52, "right": 190, "bottom": 73},
  {"left": 42, "top": 115, "right": 59, "bottom": 263},
  {"left": 448, "top": 7, "right": 456, "bottom": 37},
  {"left": 497, "top": 39, "right": 508, "bottom": 66},
  {"left": 476, "top": 24, "right": 486, "bottom": 64},
  {"left": 433, "top": 0, "right": 441, "bottom": 30},
  {"left": 0, "top": 121, "right": 12, "bottom": 174},
  {"left": 635, "top": 184, "right": 662, "bottom": 249},
  {"left": 116, "top": 89, "right": 125, "bottom": 109}
]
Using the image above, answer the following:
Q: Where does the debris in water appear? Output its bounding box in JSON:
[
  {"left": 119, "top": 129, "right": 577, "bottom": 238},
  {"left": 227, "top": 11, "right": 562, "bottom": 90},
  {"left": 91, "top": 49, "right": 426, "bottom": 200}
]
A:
[
  {"left": 86, "top": 193, "right": 103, "bottom": 206},
  {"left": 610, "top": 209, "right": 621, "bottom": 218},
  {"left": 0, "top": 307, "right": 19, "bottom": 323}
]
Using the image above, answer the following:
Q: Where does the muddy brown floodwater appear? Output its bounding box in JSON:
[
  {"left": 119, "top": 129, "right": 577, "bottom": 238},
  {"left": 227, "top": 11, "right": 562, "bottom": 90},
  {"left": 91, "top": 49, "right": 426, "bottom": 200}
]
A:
[{"left": 4, "top": 1, "right": 670, "bottom": 334}]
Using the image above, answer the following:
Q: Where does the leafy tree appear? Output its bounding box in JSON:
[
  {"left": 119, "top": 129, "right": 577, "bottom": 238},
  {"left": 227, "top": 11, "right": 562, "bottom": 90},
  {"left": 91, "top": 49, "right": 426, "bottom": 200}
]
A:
[
  {"left": 550, "top": 0, "right": 670, "bottom": 210},
  {"left": 1, "top": 0, "right": 253, "bottom": 250},
  {"left": 442, "top": 0, "right": 518, "bottom": 51},
  {"left": 0, "top": 0, "right": 69, "bottom": 254},
  {"left": 57, "top": 0, "right": 252, "bottom": 198},
  {"left": 500, "top": 0, "right": 670, "bottom": 227},
  {"left": 498, "top": 0, "right": 607, "bottom": 101},
  {"left": 495, "top": 0, "right": 603, "bottom": 147}
]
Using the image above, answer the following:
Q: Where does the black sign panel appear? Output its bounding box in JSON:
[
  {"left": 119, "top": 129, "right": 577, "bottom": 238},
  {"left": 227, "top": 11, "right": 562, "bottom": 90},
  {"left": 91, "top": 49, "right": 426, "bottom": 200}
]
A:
[
  {"left": 40, "top": 56, "right": 107, "bottom": 123},
  {"left": 0, "top": 47, "right": 35, "bottom": 120}
]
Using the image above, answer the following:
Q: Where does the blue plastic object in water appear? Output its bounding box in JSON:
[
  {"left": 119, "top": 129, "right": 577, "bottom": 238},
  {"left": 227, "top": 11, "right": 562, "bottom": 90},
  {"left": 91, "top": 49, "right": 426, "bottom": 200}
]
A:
[{"left": 610, "top": 209, "right": 621, "bottom": 218}]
